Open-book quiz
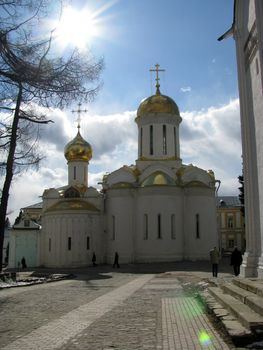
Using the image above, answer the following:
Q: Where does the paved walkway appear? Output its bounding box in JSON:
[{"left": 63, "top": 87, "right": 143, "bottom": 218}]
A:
[{"left": 0, "top": 262, "right": 235, "bottom": 350}]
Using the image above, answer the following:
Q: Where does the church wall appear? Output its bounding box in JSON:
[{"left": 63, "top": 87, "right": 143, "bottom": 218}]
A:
[
  {"left": 134, "top": 187, "right": 184, "bottom": 262},
  {"left": 183, "top": 188, "right": 217, "bottom": 260},
  {"left": 41, "top": 211, "right": 102, "bottom": 267},
  {"left": 105, "top": 189, "right": 135, "bottom": 264}
]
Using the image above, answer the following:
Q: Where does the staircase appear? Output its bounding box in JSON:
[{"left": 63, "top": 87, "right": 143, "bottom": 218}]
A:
[{"left": 200, "top": 277, "right": 263, "bottom": 346}]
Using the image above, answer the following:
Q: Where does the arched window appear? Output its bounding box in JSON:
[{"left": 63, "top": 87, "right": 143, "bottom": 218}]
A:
[
  {"left": 171, "top": 214, "right": 176, "bottom": 239},
  {"left": 157, "top": 214, "right": 162, "bottom": 239},
  {"left": 112, "top": 215, "right": 116, "bottom": 240},
  {"left": 196, "top": 214, "right": 200, "bottom": 239},
  {"left": 174, "top": 127, "right": 177, "bottom": 157},
  {"left": 140, "top": 127, "right": 143, "bottom": 157},
  {"left": 163, "top": 125, "right": 167, "bottom": 155},
  {"left": 143, "top": 214, "right": 148, "bottom": 240},
  {"left": 150, "top": 125, "right": 153, "bottom": 155}
]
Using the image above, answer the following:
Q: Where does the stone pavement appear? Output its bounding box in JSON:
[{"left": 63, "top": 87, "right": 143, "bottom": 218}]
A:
[{"left": 0, "top": 261, "right": 236, "bottom": 350}]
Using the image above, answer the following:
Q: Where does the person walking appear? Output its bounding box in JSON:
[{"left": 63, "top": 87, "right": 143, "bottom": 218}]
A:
[
  {"left": 230, "top": 247, "right": 243, "bottom": 276},
  {"left": 210, "top": 247, "right": 220, "bottom": 277},
  {"left": 21, "top": 257, "right": 27, "bottom": 269},
  {"left": 113, "top": 252, "right": 120, "bottom": 268},
  {"left": 92, "top": 252, "right": 97, "bottom": 267}
]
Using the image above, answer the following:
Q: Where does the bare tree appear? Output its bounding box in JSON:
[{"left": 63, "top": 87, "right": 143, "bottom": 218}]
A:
[{"left": 0, "top": 0, "right": 104, "bottom": 270}]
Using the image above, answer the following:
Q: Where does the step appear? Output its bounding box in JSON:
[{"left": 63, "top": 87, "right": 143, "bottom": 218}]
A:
[
  {"left": 233, "top": 278, "right": 263, "bottom": 297},
  {"left": 208, "top": 287, "right": 263, "bottom": 332},
  {"left": 200, "top": 290, "right": 252, "bottom": 340},
  {"left": 222, "top": 283, "right": 263, "bottom": 317}
]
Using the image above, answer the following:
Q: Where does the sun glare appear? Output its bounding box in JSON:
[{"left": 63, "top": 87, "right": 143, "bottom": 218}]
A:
[{"left": 54, "top": 6, "right": 102, "bottom": 50}]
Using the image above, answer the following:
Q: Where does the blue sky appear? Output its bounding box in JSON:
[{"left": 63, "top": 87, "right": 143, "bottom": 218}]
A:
[
  {"left": 86, "top": 0, "right": 238, "bottom": 113},
  {"left": 7, "top": 0, "right": 243, "bottom": 221}
]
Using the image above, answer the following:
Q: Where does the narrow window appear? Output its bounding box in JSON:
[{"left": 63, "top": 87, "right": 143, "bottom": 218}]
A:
[
  {"left": 68, "top": 237, "right": 71, "bottom": 251},
  {"left": 143, "top": 214, "right": 148, "bottom": 240},
  {"left": 48, "top": 238, "right": 51, "bottom": 252},
  {"left": 150, "top": 125, "right": 153, "bottom": 155},
  {"left": 163, "top": 125, "right": 167, "bottom": 155},
  {"left": 171, "top": 214, "right": 176, "bottom": 239},
  {"left": 256, "top": 57, "right": 259, "bottom": 75},
  {"left": 74, "top": 166, "right": 76, "bottom": 180},
  {"left": 140, "top": 127, "right": 143, "bottom": 157},
  {"left": 112, "top": 215, "right": 116, "bottom": 240},
  {"left": 196, "top": 214, "right": 200, "bottom": 239},
  {"left": 86, "top": 236, "right": 90, "bottom": 250},
  {"left": 157, "top": 214, "right": 162, "bottom": 239},
  {"left": 174, "top": 127, "right": 177, "bottom": 156},
  {"left": 84, "top": 168, "right": 86, "bottom": 182}
]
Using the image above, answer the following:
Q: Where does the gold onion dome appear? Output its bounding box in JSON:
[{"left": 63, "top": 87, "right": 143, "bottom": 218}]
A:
[
  {"left": 137, "top": 87, "right": 180, "bottom": 117},
  {"left": 64, "top": 130, "right": 92, "bottom": 162}
]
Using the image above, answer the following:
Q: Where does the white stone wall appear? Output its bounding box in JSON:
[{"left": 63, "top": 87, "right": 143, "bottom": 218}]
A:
[
  {"left": 41, "top": 211, "right": 102, "bottom": 267},
  {"left": 134, "top": 187, "right": 184, "bottom": 262},
  {"left": 234, "top": 0, "right": 263, "bottom": 276},
  {"left": 105, "top": 189, "right": 135, "bottom": 264},
  {"left": 184, "top": 188, "right": 217, "bottom": 260}
]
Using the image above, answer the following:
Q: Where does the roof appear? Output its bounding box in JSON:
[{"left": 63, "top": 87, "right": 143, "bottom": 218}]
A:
[
  {"left": 217, "top": 196, "right": 241, "bottom": 208},
  {"left": 22, "top": 202, "right": 43, "bottom": 210}
]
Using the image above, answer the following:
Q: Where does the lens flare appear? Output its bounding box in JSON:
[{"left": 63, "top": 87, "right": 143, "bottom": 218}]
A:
[{"left": 199, "top": 331, "right": 212, "bottom": 347}]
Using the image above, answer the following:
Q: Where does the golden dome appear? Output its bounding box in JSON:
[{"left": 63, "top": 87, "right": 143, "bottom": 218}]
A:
[
  {"left": 137, "top": 92, "right": 180, "bottom": 117},
  {"left": 64, "top": 130, "right": 92, "bottom": 162}
]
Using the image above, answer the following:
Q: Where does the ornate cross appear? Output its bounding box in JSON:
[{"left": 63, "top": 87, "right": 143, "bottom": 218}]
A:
[
  {"left": 150, "top": 63, "right": 165, "bottom": 94},
  {"left": 72, "top": 103, "right": 87, "bottom": 130}
]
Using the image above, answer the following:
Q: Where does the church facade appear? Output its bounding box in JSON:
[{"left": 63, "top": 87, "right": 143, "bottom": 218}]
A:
[
  {"left": 219, "top": 0, "right": 263, "bottom": 277},
  {"left": 9, "top": 73, "right": 218, "bottom": 268}
]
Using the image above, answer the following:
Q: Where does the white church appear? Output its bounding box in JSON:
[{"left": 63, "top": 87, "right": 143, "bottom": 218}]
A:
[{"left": 9, "top": 66, "right": 218, "bottom": 268}]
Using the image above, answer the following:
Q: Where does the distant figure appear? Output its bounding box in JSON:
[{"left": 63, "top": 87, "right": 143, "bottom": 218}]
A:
[
  {"left": 230, "top": 247, "right": 243, "bottom": 276},
  {"left": 21, "top": 257, "right": 27, "bottom": 269},
  {"left": 113, "top": 252, "right": 120, "bottom": 268},
  {"left": 210, "top": 247, "right": 220, "bottom": 277},
  {"left": 92, "top": 252, "right": 97, "bottom": 267}
]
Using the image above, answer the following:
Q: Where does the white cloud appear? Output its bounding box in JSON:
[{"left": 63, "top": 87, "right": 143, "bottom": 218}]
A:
[
  {"left": 6, "top": 99, "right": 242, "bottom": 223},
  {"left": 180, "top": 86, "right": 192, "bottom": 93}
]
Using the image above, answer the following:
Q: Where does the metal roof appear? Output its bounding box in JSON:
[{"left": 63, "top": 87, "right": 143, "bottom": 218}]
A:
[{"left": 217, "top": 196, "right": 241, "bottom": 208}]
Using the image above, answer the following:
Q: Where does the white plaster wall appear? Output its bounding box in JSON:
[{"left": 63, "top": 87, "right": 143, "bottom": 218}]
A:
[
  {"left": 184, "top": 188, "right": 217, "bottom": 260},
  {"left": 105, "top": 189, "right": 135, "bottom": 264},
  {"left": 41, "top": 211, "right": 101, "bottom": 267},
  {"left": 134, "top": 187, "right": 184, "bottom": 262}
]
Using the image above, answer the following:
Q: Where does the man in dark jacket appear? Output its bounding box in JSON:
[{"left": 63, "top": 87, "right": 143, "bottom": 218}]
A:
[{"left": 230, "top": 247, "right": 243, "bottom": 276}]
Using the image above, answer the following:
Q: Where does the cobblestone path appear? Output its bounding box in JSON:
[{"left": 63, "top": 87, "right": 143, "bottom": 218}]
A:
[{"left": 0, "top": 270, "right": 233, "bottom": 350}]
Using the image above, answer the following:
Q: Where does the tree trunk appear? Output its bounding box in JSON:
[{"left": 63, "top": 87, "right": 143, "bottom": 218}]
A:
[{"left": 0, "top": 84, "right": 23, "bottom": 271}]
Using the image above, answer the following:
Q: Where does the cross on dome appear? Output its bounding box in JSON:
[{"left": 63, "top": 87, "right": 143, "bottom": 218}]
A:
[
  {"left": 150, "top": 63, "right": 165, "bottom": 95},
  {"left": 72, "top": 102, "right": 87, "bottom": 130}
]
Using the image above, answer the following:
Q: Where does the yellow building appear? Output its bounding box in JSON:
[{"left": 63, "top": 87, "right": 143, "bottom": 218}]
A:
[{"left": 217, "top": 196, "right": 245, "bottom": 254}]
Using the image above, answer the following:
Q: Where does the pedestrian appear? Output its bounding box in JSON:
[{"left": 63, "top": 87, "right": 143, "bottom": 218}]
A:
[
  {"left": 21, "top": 257, "right": 27, "bottom": 269},
  {"left": 92, "top": 252, "right": 97, "bottom": 267},
  {"left": 230, "top": 247, "right": 243, "bottom": 276},
  {"left": 210, "top": 247, "right": 220, "bottom": 277},
  {"left": 113, "top": 251, "right": 120, "bottom": 268}
]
